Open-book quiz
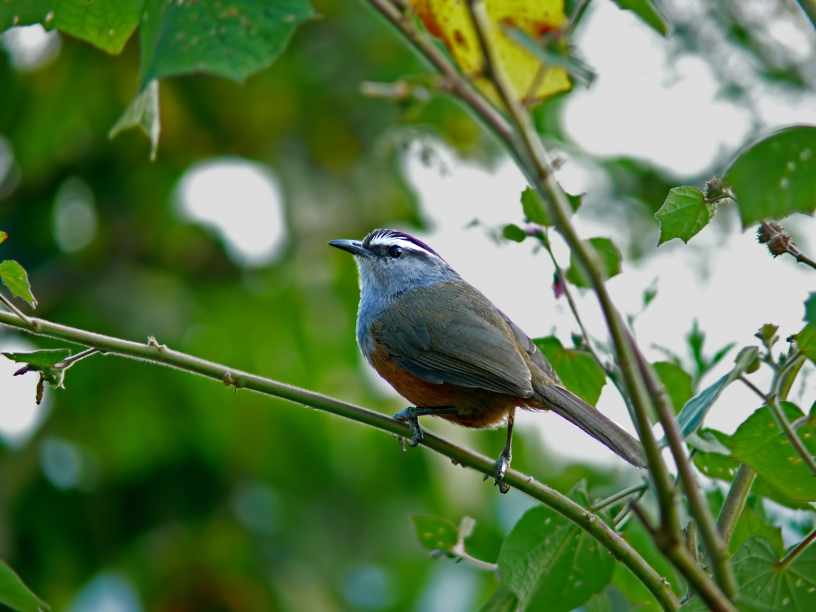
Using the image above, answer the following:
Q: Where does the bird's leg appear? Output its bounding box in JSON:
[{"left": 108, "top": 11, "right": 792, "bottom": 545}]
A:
[
  {"left": 394, "top": 406, "right": 459, "bottom": 447},
  {"left": 484, "top": 409, "right": 515, "bottom": 494}
]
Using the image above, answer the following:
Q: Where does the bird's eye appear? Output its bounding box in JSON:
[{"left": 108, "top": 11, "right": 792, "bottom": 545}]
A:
[{"left": 387, "top": 245, "right": 403, "bottom": 259}]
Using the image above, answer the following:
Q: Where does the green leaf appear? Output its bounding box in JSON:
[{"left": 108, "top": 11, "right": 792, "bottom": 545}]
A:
[
  {"left": 728, "top": 506, "right": 783, "bottom": 558},
  {"left": 797, "top": 324, "right": 816, "bottom": 364},
  {"left": 3, "top": 349, "right": 71, "bottom": 369},
  {"left": 565, "top": 237, "right": 621, "bottom": 288},
  {"left": 806, "top": 294, "right": 816, "bottom": 325},
  {"left": 498, "top": 502, "right": 614, "bottom": 612},
  {"left": 411, "top": 515, "right": 459, "bottom": 551},
  {"left": 731, "top": 537, "right": 816, "bottom": 610},
  {"left": 0, "top": 0, "right": 140, "bottom": 54},
  {"left": 610, "top": 0, "right": 670, "bottom": 37},
  {"left": 0, "top": 231, "right": 7, "bottom": 245},
  {"left": 755, "top": 324, "right": 779, "bottom": 352},
  {"left": 520, "top": 187, "right": 549, "bottom": 225},
  {"left": 0, "top": 260, "right": 37, "bottom": 308},
  {"left": 612, "top": 519, "right": 680, "bottom": 609},
  {"left": 693, "top": 430, "right": 812, "bottom": 510},
  {"left": 502, "top": 223, "right": 527, "bottom": 243},
  {"left": 0, "top": 559, "right": 49, "bottom": 612},
  {"left": 109, "top": 80, "right": 161, "bottom": 161},
  {"left": 476, "top": 585, "right": 519, "bottom": 612},
  {"left": 652, "top": 361, "right": 693, "bottom": 416},
  {"left": 138, "top": 0, "right": 318, "bottom": 85},
  {"left": 723, "top": 125, "right": 816, "bottom": 228},
  {"left": 674, "top": 346, "right": 758, "bottom": 438},
  {"left": 533, "top": 337, "right": 606, "bottom": 405},
  {"left": 519, "top": 188, "right": 581, "bottom": 227},
  {"left": 655, "top": 186, "right": 716, "bottom": 245},
  {"left": 502, "top": 25, "right": 596, "bottom": 87},
  {"left": 727, "top": 402, "right": 816, "bottom": 502}
]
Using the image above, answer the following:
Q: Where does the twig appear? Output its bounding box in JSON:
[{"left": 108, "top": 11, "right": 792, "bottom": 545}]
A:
[
  {"left": 590, "top": 482, "right": 647, "bottom": 513},
  {"left": 778, "top": 527, "right": 816, "bottom": 569},
  {"left": 0, "top": 309, "right": 679, "bottom": 611},
  {"left": 0, "top": 291, "right": 32, "bottom": 325},
  {"left": 715, "top": 464, "right": 757, "bottom": 549}
]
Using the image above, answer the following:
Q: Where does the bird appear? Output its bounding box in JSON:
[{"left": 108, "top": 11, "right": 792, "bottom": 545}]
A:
[{"left": 330, "top": 228, "right": 646, "bottom": 492}]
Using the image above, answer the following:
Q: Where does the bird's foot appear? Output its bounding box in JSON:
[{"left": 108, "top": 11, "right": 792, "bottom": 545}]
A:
[
  {"left": 483, "top": 449, "right": 511, "bottom": 494},
  {"left": 394, "top": 407, "right": 424, "bottom": 448}
]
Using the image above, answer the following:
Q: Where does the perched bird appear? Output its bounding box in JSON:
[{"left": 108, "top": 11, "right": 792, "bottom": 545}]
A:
[{"left": 330, "top": 229, "right": 645, "bottom": 492}]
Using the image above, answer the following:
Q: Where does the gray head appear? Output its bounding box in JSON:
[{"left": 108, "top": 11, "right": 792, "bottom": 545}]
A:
[{"left": 329, "top": 229, "right": 460, "bottom": 305}]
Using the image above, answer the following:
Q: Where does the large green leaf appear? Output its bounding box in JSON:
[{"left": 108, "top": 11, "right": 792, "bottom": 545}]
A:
[
  {"left": 727, "top": 402, "right": 816, "bottom": 502},
  {"left": 728, "top": 506, "right": 783, "bottom": 558},
  {"left": 0, "top": 0, "right": 141, "bottom": 54},
  {"left": 533, "top": 337, "right": 606, "bottom": 405},
  {"left": 139, "top": 0, "right": 318, "bottom": 85},
  {"left": 498, "top": 489, "right": 614, "bottom": 612},
  {"left": 723, "top": 125, "right": 816, "bottom": 227},
  {"left": 731, "top": 537, "right": 816, "bottom": 610}
]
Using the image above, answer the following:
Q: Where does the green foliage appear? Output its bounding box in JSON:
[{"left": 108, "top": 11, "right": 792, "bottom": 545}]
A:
[
  {"left": 0, "top": 559, "right": 49, "bottom": 612},
  {"left": 723, "top": 125, "right": 816, "bottom": 227},
  {"left": 674, "top": 346, "right": 758, "bottom": 439},
  {"left": 565, "top": 237, "right": 621, "bottom": 287},
  {"left": 652, "top": 361, "right": 693, "bottom": 415},
  {"left": 610, "top": 0, "right": 670, "bottom": 36},
  {"left": 497, "top": 487, "right": 614, "bottom": 612},
  {"left": 139, "top": 0, "right": 317, "bottom": 85},
  {"left": 519, "top": 186, "right": 581, "bottom": 227},
  {"left": 0, "top": 260, "right": 37, "bottom": 308},
  {"left": 731, "top": 537, "right": 816, "bottom": 610},
  {"left": 2, "top": 348, "right": 71, "bottom": 369},
  {"left": 728, "top": 403, "right": 816, "bottom": 502},
  {"left": 654, "top": 186, "right": 716, "bottom": 245},
  {"left": 411, "top": 515, "right": 460, "bottom": 551},
  {"left": 533, "top": 337, "right": 606, "bottom": 405}
]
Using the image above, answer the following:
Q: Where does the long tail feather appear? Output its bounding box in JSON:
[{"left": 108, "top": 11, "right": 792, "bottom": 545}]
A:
[{"left": 535, "top": 384, "right": 647, "bottom": 468}]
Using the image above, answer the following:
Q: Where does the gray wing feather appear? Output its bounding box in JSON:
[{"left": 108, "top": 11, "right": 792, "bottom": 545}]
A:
[{"left": 378, "top": 289, "right": 534, "bottom": 397}]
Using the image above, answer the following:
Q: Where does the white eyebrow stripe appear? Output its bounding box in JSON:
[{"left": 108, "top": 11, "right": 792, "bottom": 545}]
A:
[{"left": 369, "top": 236, "right": 434, "bottom": 254}]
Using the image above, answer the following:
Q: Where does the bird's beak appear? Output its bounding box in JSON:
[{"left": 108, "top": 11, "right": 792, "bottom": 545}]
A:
[{"left": 329, "top": 239, "right": 373, "bottom": 257}]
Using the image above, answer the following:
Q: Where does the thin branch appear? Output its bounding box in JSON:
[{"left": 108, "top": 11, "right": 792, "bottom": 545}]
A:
[
  {"left": 778, "top": 527, "right": 816, "bottom": 569},
  {"left": 0, "top": 292, "right": 32, "bottom": 325},
  {"left": 590, "top": 482, "right": 648, "bottom": 513},
  {"left": 0, "top": 310, "right": 679, "bottom": 611},
  {"left": 795, "top": 0, "right": 816, "bottom": 31},
  {"left": 634, "top": 346, "right": 737, "bottom": 599}
]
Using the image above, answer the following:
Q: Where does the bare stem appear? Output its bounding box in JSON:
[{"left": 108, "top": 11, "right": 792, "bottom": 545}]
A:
[
  {"left": 778, "top": 527, "right": 816, "bottom": 569},
  {"left": 0, "top": 292, "right": 32, "bottom": 325},
  {"left": 716, "top": 464, "right": 757, "bottom": 549}
]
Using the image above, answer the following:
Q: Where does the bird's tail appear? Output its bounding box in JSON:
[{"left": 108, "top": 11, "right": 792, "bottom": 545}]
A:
[{"left": 534, "top": 384, "right": 647, "bottom": 468}]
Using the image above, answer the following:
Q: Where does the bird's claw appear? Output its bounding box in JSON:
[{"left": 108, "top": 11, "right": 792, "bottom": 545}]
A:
[
  {"left": 394, "top": 408, "right": 423, "bottom": 449},
  {"left": 483, "top": 451, "right": 511, "bottom": 494}
]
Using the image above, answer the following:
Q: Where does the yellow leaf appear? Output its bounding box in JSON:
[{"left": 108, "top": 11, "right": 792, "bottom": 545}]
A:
[{"left": 412, "top": 0, "right": 571, "bottom": 105}]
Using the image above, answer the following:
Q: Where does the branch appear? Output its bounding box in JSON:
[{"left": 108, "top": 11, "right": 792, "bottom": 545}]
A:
[{"left": 0, "top": 310, "right": 679, "bottom": 611}]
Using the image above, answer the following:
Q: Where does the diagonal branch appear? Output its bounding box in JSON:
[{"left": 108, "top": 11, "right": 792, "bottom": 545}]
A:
[{"left": 0, "top": 309, "right": 679, "bottom": 610}]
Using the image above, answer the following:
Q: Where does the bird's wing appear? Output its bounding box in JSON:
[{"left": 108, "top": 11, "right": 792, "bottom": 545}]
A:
[{"left": 374, "top": 286, "right": 534, "bottom": 397}]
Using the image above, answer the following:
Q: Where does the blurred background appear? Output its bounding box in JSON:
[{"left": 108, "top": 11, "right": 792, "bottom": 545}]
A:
[{"left": 1, "top": 0, "right": 816, "bottom": 609}]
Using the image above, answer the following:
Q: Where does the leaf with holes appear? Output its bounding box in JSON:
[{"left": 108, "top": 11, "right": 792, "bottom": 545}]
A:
[
  {"left": 723, "top": 125, "right": 816, "bottom": 228},
  {"left": 0, "top": 260, "right": 37, "bottom": 308},
  {"left": 411, "top": 0, "right": 571, "bottom": 106},
  {"left": 498, "top": 489, "right": 614, "bottom": 611},
  {"left": 139, "top": 0, "right": 318, "bottom": 85},
  {"left": 655, "top": 186, "right": 716, "bottom": 245},
  {"left": 533, "top": 337, "right": 606, "bottom": 405}
]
